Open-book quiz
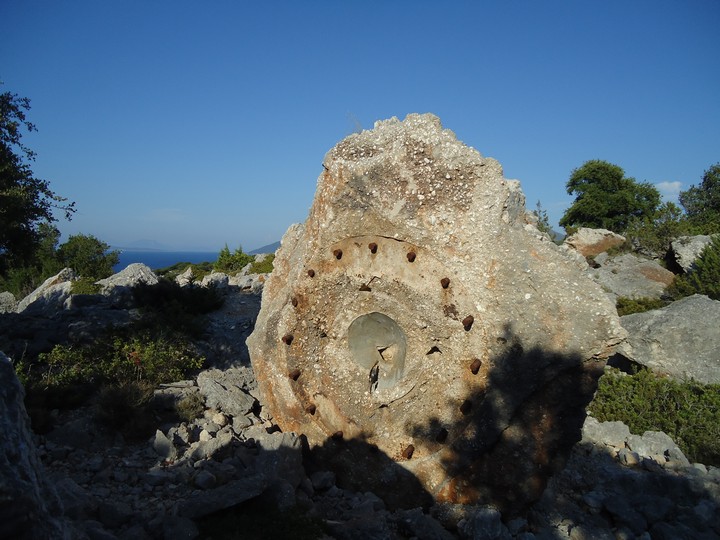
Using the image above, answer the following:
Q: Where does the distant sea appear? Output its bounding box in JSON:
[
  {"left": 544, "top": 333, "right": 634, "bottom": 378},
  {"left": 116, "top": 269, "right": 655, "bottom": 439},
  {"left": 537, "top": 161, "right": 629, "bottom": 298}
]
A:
[{"left": 113, "top": 250, "right": 217, "bottom": 273}]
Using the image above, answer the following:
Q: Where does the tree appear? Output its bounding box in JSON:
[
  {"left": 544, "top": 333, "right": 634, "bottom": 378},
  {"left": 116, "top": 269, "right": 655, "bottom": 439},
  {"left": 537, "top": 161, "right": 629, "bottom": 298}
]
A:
[
  {"left": 625, "top": 201, "right": 689, "bottom": 256},
  {"left": 56, "top": 234, "right": 119, "bottom": 279},
  {"left": 214, "top": 244, "right": 253, "bottom": 274},
  {"left": 670, "top": 236, "right": 720, "bottom": 301},
  {"left": 532, "top": 200, "right": 553, "bottom": 236},
  {"left": 559, "top": 160, "right": 661, "bottom": 234},
  {"left": 679, "top": 163, "right": 720, "bottom": 234},
  {"left": 0, "top": 88, "right": 75, "bottom": 272}
]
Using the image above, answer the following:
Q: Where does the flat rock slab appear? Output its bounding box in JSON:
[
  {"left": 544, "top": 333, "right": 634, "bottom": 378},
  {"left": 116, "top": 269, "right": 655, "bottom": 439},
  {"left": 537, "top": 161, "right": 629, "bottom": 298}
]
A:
[
  {"left": 247, "top": 113, "right": 625, "bottom": 513},
  {"left": 619, "top": 294, "right": 720, "bottom": 384}
]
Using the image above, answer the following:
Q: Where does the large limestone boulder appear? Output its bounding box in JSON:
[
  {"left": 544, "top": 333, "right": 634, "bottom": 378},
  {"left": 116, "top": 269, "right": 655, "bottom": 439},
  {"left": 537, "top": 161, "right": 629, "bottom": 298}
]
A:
[
  {"left": 247, "top": 114, "right": 625, "bottom": 513},
  {"left": 17, "top": 268, "right": 76, "bottom": 314},
  {"left": 0, "top": 352, "right": 70, "bottom": 539},
  {"left": 563, "top": 227, "right": 626, "bottom": 257},
  {"left": 96, "top": 263, "right": 158, "bottom": 306},
  {"left": 618, "top": 294, "right": 720, "bottom": 384}
]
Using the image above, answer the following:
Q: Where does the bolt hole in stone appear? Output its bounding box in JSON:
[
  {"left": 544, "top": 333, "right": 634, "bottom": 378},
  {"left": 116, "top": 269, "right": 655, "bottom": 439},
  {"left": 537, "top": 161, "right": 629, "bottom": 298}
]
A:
[
  {"left": 462, "top": 315, "right": 474, "bottom": 331},
  {"left": 348, "top": 312, "right": 407, "bottom": 393},
  {"left": 307, "top": 269, "right": 315, "bottom": 278},
  {"left": 359, "top": 284, "right": 372, "bottom": 292},
  {"left": 440, "top": 277, "right": 450, "bottom": 289},
  {"left": 426, "top": 346, "right": 441, "bottom": 355},
  {"left": 470, "top": 358, "right": 482, "bottom": 374},
  {"left": 333, "top": 249, "right": 343, "bottom": 260},
  {"left": 291, "top": 297, "right": 299, "bottom": 307},
  {"left": 368, "top": 242, "right": 378, "bottom": 254},
  {"left": 435, "top": 428, "right": 449, "bottom": 443},
  {"left": 460, "top": 399, "right": 473, "bottom": 415},
  {"left": 306, "top": 404, "right": 316, "bottom": 415},
  {"left": 406, "top": 251, "right": 417, "bottom": 263},
  {"left": 402, "top": 444, "right": 415, "bottom": 459},
  {"left": 282, "top": 334, "right": 294, "bottom": 345},
  {"left": 289, "top": 368, "right": 301, "bottom": 381}
]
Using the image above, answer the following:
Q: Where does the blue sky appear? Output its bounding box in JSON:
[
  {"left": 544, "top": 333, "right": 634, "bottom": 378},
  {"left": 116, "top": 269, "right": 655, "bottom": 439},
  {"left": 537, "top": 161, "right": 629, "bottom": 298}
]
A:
[{"left": 1, "top": 1, "right": 718, "bottom": 251}]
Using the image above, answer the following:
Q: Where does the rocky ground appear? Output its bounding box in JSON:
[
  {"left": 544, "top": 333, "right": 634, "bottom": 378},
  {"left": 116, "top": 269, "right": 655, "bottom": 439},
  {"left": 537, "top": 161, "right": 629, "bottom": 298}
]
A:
[{"left": 22, "top": 287, "right": 719, "bottom": 540}]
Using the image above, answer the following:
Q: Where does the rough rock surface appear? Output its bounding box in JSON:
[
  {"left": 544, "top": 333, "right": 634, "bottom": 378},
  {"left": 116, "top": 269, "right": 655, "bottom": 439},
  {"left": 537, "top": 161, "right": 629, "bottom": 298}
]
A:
[
  {"left": 618, "top": 294, "right": 720, "bottom": 384},
  {"left": 0, "top": 291, "right": 16, "bottom": 313},
  {"left": 247, "top": 113, "right": 625, "bottom": 513},
  {"left": 589, "top": 252, "right": 675, "bottom": 300},
  {"left": 96, "top": 263, "right": 159, "bottom": 306},
  {"left": 0, "top": 352, "right": 70, "bottom": 540},
  {"left": 671, "top": 234, "right": 716, "bottom": 272},
  {"left": 17, "top": 267, "right": 76, "bottom": 314},
  {"left": 563, "top": 227, "right": 626, "bottom": 257}
]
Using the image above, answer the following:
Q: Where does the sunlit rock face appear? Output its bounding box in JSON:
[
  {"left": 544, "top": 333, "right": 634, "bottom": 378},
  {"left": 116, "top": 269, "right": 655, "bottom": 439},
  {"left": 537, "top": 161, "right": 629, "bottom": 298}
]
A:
[{"left": 247, "top": 114, "right": 625, "bottom": 514}]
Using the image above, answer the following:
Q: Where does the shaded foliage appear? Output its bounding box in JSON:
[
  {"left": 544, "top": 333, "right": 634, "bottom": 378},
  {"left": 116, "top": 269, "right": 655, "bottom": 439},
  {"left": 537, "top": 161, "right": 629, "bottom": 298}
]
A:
[
  {"left": 0, "top": 89, "right": 75, "bottom": 272},
  {"left": 669, "top": 236, "right": 720, "bottom": 300},
  {"left": 215, "top": 244, "right": 253, "bottom": 274},
  {"left": 615, "top": 296, "right": 668, "bottom": 316},
  {"left": 590, "top": 367, "right": 720, "bottom": 465}
]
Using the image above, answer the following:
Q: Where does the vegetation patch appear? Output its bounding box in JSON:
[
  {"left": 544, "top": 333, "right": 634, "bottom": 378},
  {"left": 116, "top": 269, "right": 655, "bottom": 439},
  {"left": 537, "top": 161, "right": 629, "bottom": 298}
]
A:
[
  {"left": 248, "top": 253, "right": 275, "bottom": 274},
  {"left": 615, "top": 296, "right": 668, "bottom": 316},
  {"left": 589, "top": 367, "right": 720, "bottom": 465},
  {"left": 669, "top": 236, "right": 720, "bottom": 301},
  {"left": 70, "top": 276, "right": 101, "bottom": 295},
  {"left": 176, "top": 392, "right": 205, "bottom": 423}
]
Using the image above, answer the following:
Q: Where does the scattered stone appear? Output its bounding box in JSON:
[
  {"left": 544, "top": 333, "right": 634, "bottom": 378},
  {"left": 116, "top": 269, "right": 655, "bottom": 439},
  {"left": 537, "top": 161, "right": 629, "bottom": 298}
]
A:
[
  {"left": 193, "top": 470, "right": 217, "bottom": 490},
  {"left": 0, "top": 291, "right": 17, "bottom": 313},
  {"left": 196, "top": 367, "right": 257, "bottom": 417},
  {"left": 152, "top": 430, "right": 177, "bottom": 460},
  {"left": 17, "top": 267, "right": 76, "bottom": 314},
  {"left": 589, "top": 253, "right": 675, "bottom": 300}
]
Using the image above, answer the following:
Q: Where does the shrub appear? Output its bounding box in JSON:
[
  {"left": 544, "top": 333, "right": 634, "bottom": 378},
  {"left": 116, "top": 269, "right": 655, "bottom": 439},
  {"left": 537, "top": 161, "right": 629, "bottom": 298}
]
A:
[
  {"left": 248, "top": 254, "right": 275, "bottom": 274},
  {"left": 669, "top": 236, "right": 720, "bottom": 301},
  {"left": 176, "top": 392, "right": 205, "bottom": 423},
  {"left": 39, "top": 332, "right": 205, "bottom": 389},
  {"left": 589, "top": 367, "right": 720, "bottom": 465},
  {"left": 70, "top": 276, "right": 100, "bottom": 295},
  {"left": 56, "top": 234, "right": 119, "bottom": 279},
  {"left": 616, "top": 296, "right": 668, "bottom": 316},
  {"left": 94, "top": 381, "right": 157, "bottom": 439},
  {"left": 215, "top": 244, "right": 253, "bottom": 274},
  {"left": 155, "top": 261, "right": 214, "bottom": 281}
]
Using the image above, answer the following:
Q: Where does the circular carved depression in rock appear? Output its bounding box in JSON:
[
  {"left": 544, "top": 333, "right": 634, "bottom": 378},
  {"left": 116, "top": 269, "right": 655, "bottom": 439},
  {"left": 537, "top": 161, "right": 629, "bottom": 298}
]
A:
[{"left": 347, "top": 312, "right": 407, "bottom": 392}]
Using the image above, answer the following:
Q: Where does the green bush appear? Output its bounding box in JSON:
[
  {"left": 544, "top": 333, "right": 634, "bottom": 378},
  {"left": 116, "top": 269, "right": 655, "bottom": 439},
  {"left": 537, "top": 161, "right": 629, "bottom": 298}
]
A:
[
  {"left": 38, "top": 332, "right": 204, "bottom": 389},
  {"left": 248, "top": 254, "right": 275, "bottom": 274},
  {"left": 214, "top": 244, "right": 254, "bottom": 274},
  {"left": 56, "top": 234, "right": 119, "bottom": 279},
  {"left": 70, "top": 276, "right": 100, "bottom": 295},
  {"left": 155, "top": 261, "right": 214, "bottom": 281},
  {"left": 669, "top": 236, "right": 720, "bottom": 301},
  {"left": 616, "top": 296, "right": 668, "bottom": 316},
  {"left": 589, "top": 367, "right": 720, "bottom": 465}
]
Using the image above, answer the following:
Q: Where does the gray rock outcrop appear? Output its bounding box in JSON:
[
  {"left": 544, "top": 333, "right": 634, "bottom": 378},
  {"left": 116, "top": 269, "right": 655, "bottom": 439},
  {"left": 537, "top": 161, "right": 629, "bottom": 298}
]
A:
[
  {"left": 17, "top": 268, "right": 76, "bottom": 315},
  {"left": 589, "top": 252, "right": 675, "bottom": 300},
  {"left": 563, "top": 227, "right": 626, "bottom": 257},
  {"left": 96, "top": 263, "right": 158, "bottom": 306},
  {"left": 618, "top": 294, "right": 720, "bottom": 383},
  {"left": 0, "top": 291, "right": 16, "bottom": 313},
  {"left": 0, "top": 351, "right": 70, "bottom": 539},
  {"left": 671, "top": 234, "right": 717, "bottom": 272},
  {"left": 247, "top": 113, "right": 625, "bottom": 513}
]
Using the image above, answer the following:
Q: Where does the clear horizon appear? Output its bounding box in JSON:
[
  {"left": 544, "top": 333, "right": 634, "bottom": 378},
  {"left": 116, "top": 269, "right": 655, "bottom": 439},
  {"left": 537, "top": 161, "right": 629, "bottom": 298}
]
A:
[{"left": 1, "top": 1, "right": 718, "bottom": 251}]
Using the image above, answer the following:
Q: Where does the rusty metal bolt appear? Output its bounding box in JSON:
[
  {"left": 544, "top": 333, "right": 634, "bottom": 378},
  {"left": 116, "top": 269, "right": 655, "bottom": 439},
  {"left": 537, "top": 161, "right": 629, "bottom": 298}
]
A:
[
  {"left": 460, "top": 399, "right": 473, "bottom": 415},
  {"left": 282, "top": 334, "right": 294, "bottom": 345},
  {"left": 462, "top": 315, "right": 474, "bottom": 331},
  {"left": 406, "top": 251, "right": 416, "bottom": 262},
  {"left": 440, "top": 277, "right": 450, "bottom": 289},
  {"left": 333, "top": 249, "right": 343, "bottom": 260},
  {"left": 470, "top": 358, "right": 482, "bottom": 375},
  {"left": 289, "top": 368, "right": 301, "bottom": 381},
  {"left": 368, "top": 242, "right": 378, "bottom": 253},
  {"left": 291, "top": 297, "right": 298, "bottom": 307},
  {"left": 307, "top": 269, "right": 315, "bottom": 278},
  {"left": 435, "top": 428, "right": 449, "bottom": 443},
  {"left": 306, "top": 404, "right": 316, "bottom": 415},
  {"left": 402, "top": 444, "right": 415, "bottom": 460},
  {"left": 331, "top": 431, "right": 344, "bottom": 441}
]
